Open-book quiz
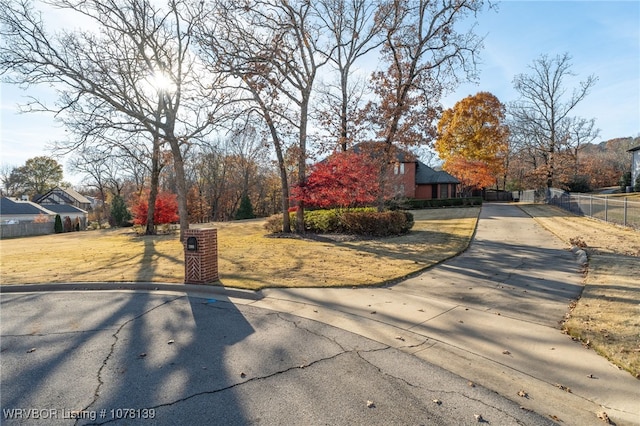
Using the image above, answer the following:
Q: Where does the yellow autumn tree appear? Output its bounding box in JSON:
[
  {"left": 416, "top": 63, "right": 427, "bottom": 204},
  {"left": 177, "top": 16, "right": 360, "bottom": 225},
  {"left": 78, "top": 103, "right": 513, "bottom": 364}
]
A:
[{"left": 435, "top": 92, "right": 509, "bottom": 194}]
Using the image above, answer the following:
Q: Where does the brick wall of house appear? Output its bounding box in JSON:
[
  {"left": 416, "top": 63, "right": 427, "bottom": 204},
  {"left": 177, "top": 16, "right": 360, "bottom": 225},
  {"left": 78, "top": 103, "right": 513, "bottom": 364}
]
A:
[{"left": 388, "top": 162, "right": 417, "bottom": 198}]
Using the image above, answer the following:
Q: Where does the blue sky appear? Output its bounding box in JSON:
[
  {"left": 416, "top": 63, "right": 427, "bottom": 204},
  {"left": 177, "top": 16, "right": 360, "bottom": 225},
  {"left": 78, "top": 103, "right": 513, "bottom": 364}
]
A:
[
  {"left": 442, "top": 0, "right": 640, "bottom": 140},
  {"left": 1, "top": 0, "right": 639, "bottom": 182}
]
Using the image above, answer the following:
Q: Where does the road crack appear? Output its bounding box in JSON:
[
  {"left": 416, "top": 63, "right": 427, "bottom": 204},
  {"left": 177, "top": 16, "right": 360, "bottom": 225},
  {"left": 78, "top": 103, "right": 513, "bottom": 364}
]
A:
[{"left": 78, "top": 295, "right": 184, "bottom": 425}]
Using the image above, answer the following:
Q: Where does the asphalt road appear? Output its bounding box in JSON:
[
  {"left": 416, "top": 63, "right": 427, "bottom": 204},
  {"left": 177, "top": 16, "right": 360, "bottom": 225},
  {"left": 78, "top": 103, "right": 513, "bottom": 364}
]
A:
[{"left": 1, "top": 291, "right": 553, "bottom": 426}]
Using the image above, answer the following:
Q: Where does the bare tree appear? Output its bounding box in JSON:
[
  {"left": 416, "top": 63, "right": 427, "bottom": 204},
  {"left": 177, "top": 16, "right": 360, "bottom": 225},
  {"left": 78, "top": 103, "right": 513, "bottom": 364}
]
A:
[
  {"left": 315, "top": 0, "right": 388, "bottom": 151},
  {"left": 368, "top": 0, "right": 485, "bottom": 149},
  {"left": 0, "top": 0, "right": 226, "bottom": 238},
  {"left": 197, "top": 0, "right": 332, "bottom": 232},
  {"left": 510, "top": 52, "right": 598, "bottom": 190}
]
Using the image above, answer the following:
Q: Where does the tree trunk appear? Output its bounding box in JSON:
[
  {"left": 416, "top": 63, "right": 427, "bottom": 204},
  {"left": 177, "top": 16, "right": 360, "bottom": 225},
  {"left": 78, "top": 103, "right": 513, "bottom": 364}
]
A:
[
  {"left": 167, "top": 136, "right": 189, "bottom": 240},
  {"left": 145, "top": 135, "right": 160, "bottom": 235}
]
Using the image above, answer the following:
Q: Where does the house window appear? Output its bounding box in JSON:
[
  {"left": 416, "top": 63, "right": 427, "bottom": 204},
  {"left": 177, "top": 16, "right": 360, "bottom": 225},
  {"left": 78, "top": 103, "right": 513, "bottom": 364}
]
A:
[
  {"left": 439, "top": 184, "right": 449, "bottom": 198},
  {"left": 393, "top": 163, "right": 405, "bottom": 175}
]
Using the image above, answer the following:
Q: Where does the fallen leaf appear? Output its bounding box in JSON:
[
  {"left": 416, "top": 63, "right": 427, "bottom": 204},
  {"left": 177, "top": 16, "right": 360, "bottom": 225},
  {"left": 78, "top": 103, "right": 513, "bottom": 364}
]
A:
[
  {"left": 597, "top": 411, "right": 611, "bottom": 424},
  {"left": 26, "top": 348, "right": 36, "bottom": 353},
  {"left": 555, "top": 383, "right": 572, "bottom": 393},
  {"left": 395, "top": 336, "right": 405, "bottom": 341},
  {"left": 168, "top": 339, "right": 175, "bottom": 344},
  {"left": 138, "top": 353, "right": 147, "bottom": 358},
  {"left": 433, "top": 399, "right": 442, "bottom": 405},
  {"left": 502, "top": 350, "right": 511, "bottom": 355},
  {"left": 467, "top": 381, "right": 475, "bottom": 387},
  {"left": 240, "top": 372, "right": 246, "bottom": 378},
  {"left": 370, "top": 311, "right": 377, "bottom": 314},
  {"left": 474, "top": 414, "right": 484, "bottom": 422},
  {"left": 517, "top": 390, "right": 528, "bottom": 398},
  {"left": 366, "top": 400, "right": 375, "bottom": 408}
]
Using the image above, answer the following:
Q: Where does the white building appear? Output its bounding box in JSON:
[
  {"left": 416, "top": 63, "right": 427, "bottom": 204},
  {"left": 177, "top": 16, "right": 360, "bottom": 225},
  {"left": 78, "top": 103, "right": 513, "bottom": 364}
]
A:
[{"left": 629, "top": 145, "right": 640, "bottom": 190}]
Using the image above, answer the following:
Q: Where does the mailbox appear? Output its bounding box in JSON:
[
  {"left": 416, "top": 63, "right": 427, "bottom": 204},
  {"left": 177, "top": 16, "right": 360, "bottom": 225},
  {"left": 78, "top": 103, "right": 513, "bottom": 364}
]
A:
[{"left": 186, "top": 236, "right": 198, "bottom": 251}]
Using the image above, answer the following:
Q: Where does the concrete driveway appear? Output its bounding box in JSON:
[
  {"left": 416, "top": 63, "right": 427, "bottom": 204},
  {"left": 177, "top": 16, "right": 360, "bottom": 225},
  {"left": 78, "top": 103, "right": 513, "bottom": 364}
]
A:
[{"left": 2, "top": 203, "right": 638, "bottom": 425}]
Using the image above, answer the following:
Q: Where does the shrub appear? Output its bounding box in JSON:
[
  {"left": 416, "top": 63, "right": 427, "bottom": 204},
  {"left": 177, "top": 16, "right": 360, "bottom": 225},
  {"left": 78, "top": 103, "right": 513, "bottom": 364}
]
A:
[
  {"left": 63, "top": 216, "right": 73, "bottom": 232},
  {"left": 235, "top": 193, "right": 256, "bottom": 220},
  {"left": 264, "top": 214, "right": 285, "bottom": 233},
  {"left": 54, "top": 214, "right": 63, "bottom": 233},
  {"left": 110, "top": 194, "right": 131, "bottom": 227},
  {"left": 341, "top": 210, "right": 413, "bottom": 237},
  {"left": 304, "top": 209, "right": 342, "bottom": 233},
  {"left": 619, "top": 171, "right": 631, "bottom": 192},
  {"left": 263, "top": 207, "right": 412, "bottom": 236},
  {"left": 407, "top": 197, "right": 482, "bottom": 209}
]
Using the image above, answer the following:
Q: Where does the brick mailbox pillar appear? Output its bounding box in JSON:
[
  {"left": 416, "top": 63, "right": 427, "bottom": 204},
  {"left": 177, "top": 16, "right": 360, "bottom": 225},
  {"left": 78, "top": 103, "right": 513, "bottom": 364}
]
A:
[{"left": 183, "top": 228, "right": 219, "bottom": 284}]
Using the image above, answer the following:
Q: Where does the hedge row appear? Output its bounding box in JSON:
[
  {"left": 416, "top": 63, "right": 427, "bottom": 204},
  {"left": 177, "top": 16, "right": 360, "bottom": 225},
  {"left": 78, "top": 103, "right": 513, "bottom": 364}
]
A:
[
  {"left": 264, "top": 208, "right": 414, "bottom": 237},
  {"left": 406, "top": 197, "right": 482, "bottom": 209}
]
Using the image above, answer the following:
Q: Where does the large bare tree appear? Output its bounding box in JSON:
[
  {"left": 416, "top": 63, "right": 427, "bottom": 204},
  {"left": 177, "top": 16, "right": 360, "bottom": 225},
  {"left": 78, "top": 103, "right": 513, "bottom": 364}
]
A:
[
  {"left": 0, "top": 0, "right": 225, "bottom": 238},
  {"left": 510, "top": 52, "right": 598, "bottom": 191},
  {"left": 197, "top": 0, "right": 332, "bottom": 232},
  {"left": 315, "top": 0, "right": 388, "bottom": 152}
]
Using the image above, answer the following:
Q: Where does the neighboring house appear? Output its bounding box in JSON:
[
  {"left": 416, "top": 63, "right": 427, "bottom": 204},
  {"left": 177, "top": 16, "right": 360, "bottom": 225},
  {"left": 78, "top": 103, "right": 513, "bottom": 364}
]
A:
[
  {"left": 0, "top": 197, "right": 55, "bottom": 223},
  {"left": 352, "top": 142, "right": 459, "bottom": 199},
  {"left": 629, "top": 145, "right": 640, "bottom": 189},
  {"left": 43, "top": 204, "right": 88, "bottom": 230},
  {"left": 34, "top": 186, "right": 92, "bottom": 211},
  {"left": 33, "top": 186, "right": 89, "bottom": 230},
  {"left": 0, "top": 197, "right": 56, "bottom": 238}
]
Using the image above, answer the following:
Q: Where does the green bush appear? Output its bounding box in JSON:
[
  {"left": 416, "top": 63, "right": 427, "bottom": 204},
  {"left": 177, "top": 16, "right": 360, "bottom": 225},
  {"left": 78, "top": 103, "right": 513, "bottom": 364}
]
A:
[
  {"left": 407, "top": 197, "right": 482, "bottom": 209},
  {"left": 263, "top": 207, "right": 412, "bottom": 237},
  {"left": 340, "top": 210, "right": 413, "bottom": 237},
  {"left": 235, "top": 193, "right": 256, "bottom": 220},
  {"left": 619, "top": 171, "right": 632, "bottom": 192},
  {"left": 304, "top": 209, "right": 342, "bottom": 233},
  {"left": 54, "top": 214, "right": 63, "bottom": 233}
]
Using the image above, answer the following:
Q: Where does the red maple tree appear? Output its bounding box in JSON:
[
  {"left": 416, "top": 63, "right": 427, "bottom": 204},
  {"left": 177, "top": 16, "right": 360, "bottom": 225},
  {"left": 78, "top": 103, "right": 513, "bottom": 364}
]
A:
[
  {"left": 132, "top": 191, "right": 179, "bottom": 225},
  {"left": 291, "top": 152, "right": 379, "bottom": 209}
]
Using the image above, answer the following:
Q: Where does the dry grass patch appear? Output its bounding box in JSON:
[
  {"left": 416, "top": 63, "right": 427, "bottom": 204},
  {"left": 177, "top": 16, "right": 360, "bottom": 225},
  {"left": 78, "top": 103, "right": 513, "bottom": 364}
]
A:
[
  {"left": 1, "top": 207, "right": 479, "bottom": 291},
  {"left": 518, "top": 203, "right": 640, "bottom": 377}
]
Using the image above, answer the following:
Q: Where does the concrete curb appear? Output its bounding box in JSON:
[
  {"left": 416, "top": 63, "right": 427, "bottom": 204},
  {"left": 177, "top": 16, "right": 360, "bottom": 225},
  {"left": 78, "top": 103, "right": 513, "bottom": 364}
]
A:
[{"left": 0, "top": 281, "right": 262, "bottom": 301}]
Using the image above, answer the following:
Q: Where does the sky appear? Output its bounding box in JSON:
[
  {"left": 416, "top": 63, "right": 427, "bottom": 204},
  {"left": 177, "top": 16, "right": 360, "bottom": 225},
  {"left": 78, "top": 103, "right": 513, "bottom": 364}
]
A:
[{"left": 1, "top": 0, "right": 639, "bottom": 183}]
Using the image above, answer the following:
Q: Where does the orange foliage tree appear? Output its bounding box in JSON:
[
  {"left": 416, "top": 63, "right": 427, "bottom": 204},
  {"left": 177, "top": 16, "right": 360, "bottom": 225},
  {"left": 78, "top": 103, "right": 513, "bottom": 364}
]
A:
[{"left": 435, "top": 92, "right": 509, "bottom": 193}]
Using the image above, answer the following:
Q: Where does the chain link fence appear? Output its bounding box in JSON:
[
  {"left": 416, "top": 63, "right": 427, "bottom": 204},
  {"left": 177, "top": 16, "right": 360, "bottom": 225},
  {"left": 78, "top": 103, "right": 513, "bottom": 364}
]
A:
[{"left": 516, "top": 188, "right": 640, "bottom": 230}]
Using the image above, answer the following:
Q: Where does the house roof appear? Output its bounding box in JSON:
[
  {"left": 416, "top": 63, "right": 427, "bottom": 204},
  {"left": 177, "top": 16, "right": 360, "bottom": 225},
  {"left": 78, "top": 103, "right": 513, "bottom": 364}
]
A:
[
  {"left": 628, "top": 145, "right": 640, "bottom": 152},
  {"left": 41, "top": 204, "right": 87, "bottom": 214},
  {"left": 0, "top": 197, "right": 54, "bottom": 216},
  {"left": 415, "top": 161, "right": 460, "bottom": 184},
  {"left": 34, "top": 186, "right": 91, "bottom": 205}
]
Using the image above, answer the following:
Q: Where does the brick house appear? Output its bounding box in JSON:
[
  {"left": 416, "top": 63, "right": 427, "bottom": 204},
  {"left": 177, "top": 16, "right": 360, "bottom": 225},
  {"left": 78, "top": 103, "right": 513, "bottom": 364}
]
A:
[{"left": 353, "top": 142, "right": 459, "bottom": 200}]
